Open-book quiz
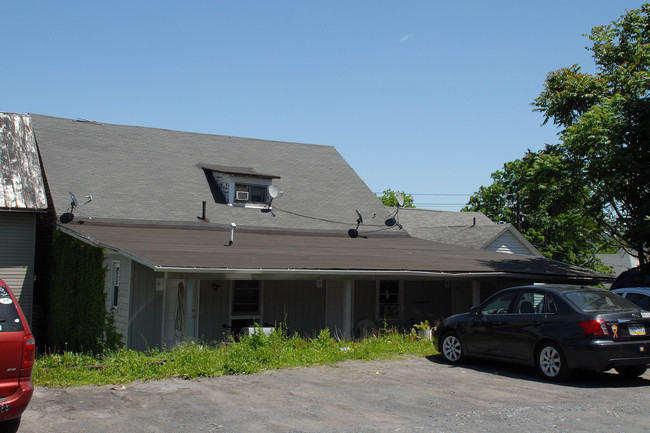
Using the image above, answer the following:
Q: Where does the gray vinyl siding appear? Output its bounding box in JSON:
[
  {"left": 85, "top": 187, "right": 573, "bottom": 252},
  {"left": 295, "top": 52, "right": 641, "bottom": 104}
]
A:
[
  {"left": 353, "top": 280, "right": 376, "bottom": 328},
  {"left": 128, "top": 262, "right": 163, "bottom": 351},
  {"left": 263, "top": 280, "right": 326, "bottom": 338},
  {"left": 485, "top": 231, "right": 534, "bottom": 256},
  {"left": 0, "top": 212, "right": 35, "bottom": 323},
  {"left": 403, "top": 280, "right": 452, "bottom": 326},
  {"left": 103, "top": 252, "right": 131, "bottom": 346},
  {"left": 198, "top": 279, "right": 230, "bottom": 343}
]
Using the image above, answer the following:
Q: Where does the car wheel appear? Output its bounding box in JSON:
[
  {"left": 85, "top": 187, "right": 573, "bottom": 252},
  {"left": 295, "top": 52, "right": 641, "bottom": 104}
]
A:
[
  {"left": 441, "top": 332, "right": 464, "bottom": 363},
  {"left": 615, "top": 365, "right": 647, "bottom": 378},
  {"left": 0, "top": 417, "right": 21, "bottom": 433},
  {"left": 537, "top": 342, "right": 570, "bottom": 381}
]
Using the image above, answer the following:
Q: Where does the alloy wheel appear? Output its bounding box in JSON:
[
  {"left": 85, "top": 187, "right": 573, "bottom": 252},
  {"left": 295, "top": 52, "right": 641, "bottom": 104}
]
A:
[
  {"left": 442, "top": 334, "right": 462, "bottom": 362},
  {"left": 539, "top": 345, "right": 562, "bottom": 378}
]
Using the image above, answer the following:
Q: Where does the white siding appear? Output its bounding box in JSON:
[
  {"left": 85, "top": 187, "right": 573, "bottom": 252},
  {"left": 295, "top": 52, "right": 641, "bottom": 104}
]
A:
[
  {"left": 103, "top": 251, "right": 131, "bottom": 346},
  {"left": 485, "top": 231, "right": 535, "bottom": 256},
  {"left": 0, "top": 212, "right": 35, "bottom": 323}
]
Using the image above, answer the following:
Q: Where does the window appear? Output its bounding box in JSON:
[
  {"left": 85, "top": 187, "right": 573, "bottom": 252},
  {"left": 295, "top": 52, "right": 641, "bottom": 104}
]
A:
[
  {"left": 233, "top": 280, "right": 260, "bottom": 315},
  {"left": 626, "top": 293, "right": 650, "bottom": 310},
  {"left": 235, "top": 183, "right": 267, "bottom": 204},
  {"left": 513, "top": 291, "right": 552, "bottom": 314},
  {"left": 111, "top": 261, "right": 120, "bottom": 310},
  {"left": 378, "top": 280, "right": 401, "bottom": 319},
  {"left": 198, "top": 164, "right": 281, "bottom": 206},
  {"left": 481, "top": 292, "right": 517, "bottom": 314},
  {"left": 0, "top": 283, "right": 22, "bottom": 332},
  {"left": 564, "top": 290, "right": 637, "bottom": 313}
]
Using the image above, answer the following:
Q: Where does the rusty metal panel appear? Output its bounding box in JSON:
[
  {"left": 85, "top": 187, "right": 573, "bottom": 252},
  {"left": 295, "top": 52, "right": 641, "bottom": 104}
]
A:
[{"left": 0, "top": 113, "right": 47, "bottom": 210}]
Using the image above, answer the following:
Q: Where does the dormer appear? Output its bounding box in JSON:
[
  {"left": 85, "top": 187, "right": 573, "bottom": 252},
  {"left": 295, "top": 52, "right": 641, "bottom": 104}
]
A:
[{"left": 198, "top": 163, "right": 281, "bottom": 208}]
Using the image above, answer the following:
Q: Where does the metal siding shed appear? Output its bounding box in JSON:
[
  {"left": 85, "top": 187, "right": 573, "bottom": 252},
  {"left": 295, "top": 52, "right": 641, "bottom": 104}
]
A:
[{"left": 0, "top": 113, "right": 47, "bottom": 210}]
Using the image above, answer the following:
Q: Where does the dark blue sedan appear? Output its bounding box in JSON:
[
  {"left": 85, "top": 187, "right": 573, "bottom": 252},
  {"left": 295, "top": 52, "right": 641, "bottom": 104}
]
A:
[{"left": 435, "top": 285, "right": 650, "bottom": 380}]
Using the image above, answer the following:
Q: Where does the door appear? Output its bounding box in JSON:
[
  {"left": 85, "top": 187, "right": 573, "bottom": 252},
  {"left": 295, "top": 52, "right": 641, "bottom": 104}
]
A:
[
  {"left": 464, "top": 290, "right": 518, "bottom": 357},
  {"left": 164, "top": 279, "right": 198, "bottom": 348},
  {"left": 229, "top": 280, "right": 262, "bottom": 337},
  {"left": 491, "top": 291, "right": 548, "bottom": 362}
]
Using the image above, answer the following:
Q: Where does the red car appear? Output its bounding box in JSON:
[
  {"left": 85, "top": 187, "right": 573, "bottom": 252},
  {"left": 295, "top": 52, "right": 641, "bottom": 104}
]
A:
[{"left": 0, "top": 279, "right": 35, "bottom": 433}]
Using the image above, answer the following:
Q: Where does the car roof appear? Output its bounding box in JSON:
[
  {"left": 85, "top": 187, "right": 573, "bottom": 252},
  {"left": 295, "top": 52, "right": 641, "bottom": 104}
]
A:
[
  {"left": 507, "top": 284, "right": 605, "bottom": 294},
  {"left": 611, "top": 287, "right": 650, "bottom": 294}
]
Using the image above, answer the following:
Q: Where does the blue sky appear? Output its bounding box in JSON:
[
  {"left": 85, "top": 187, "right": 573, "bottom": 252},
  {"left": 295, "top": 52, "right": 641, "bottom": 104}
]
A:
[{"left": 3, "top": 1, "right": 645, "bottom": 210}]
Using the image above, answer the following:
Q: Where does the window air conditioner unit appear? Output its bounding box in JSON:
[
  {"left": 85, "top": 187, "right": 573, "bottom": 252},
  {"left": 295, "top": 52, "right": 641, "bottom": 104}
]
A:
[
  {"left": 242, "top": 327, "right": 274, "bottom": 336},
  {"left": 235, "top": 191, "right": 249, "bottom": 201}
]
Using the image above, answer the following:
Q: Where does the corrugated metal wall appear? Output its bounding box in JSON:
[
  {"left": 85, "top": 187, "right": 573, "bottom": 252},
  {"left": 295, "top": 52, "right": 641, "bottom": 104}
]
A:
[{"left": 0, "top": 212, "right": 36, "bottom": 323}]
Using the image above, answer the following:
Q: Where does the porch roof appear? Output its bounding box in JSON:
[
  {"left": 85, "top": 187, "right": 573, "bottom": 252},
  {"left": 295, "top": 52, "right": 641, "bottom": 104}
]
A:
[{"left": 59, "top": 221, "right": 612, "bottom": 284}]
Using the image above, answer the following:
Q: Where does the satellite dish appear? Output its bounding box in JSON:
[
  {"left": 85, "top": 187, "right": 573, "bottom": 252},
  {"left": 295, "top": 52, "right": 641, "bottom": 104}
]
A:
[
  {"left": 268, "top": 185, "right": 279, "bottom": 199},
  {"left": 348, "top": 210, "right": 367, "bottom": 238},
  {"left": 395, "top": 192, "right": 405, "bottom": 207},
  {"left": 263, "top": 185, "right": 281, "bottom": 216},
  {"left": 60, "top": 191, "right": 93, "bottom": 223},
  {"left": 69, "top": 191, "right": 79, "bottom": 208},
  {"left": 60, "top": 213, "right": 74, "bottom": 224}
]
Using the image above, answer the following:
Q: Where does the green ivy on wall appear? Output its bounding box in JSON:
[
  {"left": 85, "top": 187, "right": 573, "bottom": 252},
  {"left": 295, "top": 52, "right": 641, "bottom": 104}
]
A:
[{"left": 48, "top": 231, "right": 122, "bottom": 353}]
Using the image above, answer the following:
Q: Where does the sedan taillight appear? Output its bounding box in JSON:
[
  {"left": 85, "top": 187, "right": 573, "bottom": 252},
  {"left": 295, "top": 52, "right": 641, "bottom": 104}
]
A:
[
  {"left": 579, "top": 319, "right": 609, "bottom": 335},
  {"left": 22, "top": 335, "right": 35, "bottom": 369}
]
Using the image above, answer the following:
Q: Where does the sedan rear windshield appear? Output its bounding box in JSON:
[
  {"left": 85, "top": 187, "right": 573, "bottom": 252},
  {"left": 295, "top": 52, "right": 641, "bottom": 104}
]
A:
[
  {"left": 0, "top": 285, "right": 22, "bottom": 332},
  {"left": 564, "top": 290, "right": 640, "bottom": 313}
]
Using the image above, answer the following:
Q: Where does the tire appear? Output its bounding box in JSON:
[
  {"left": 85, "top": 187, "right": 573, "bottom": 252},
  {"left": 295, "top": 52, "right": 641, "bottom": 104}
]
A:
[
  {"left": 0, "top": 417, "right": 21, "bottom": 433},
  {"left": 615, "top": 365, "right": 647, "bottom": 378},
  {"left": 440, "top": 332, "right": 464, "bottom": 363},
  {"left": 537, "top": 342, "right": 570, "bottom": 381}
]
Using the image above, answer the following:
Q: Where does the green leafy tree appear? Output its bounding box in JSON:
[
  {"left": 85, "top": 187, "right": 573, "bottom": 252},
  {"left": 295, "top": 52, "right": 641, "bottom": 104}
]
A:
[
  {"left": 465, "top": 149, "right": 612, "bottom": 271},
  {"left": 379, "top": 189, "right": 415, "bottom": 208},
  {"left": 533, "top": 4, "right": 650, "bottom": 266}
]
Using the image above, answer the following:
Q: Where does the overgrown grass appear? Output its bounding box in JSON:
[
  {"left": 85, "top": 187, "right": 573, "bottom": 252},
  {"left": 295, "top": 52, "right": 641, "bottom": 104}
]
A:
[{"left": 33, "top": 327, "right": 438, "bottom": 387}]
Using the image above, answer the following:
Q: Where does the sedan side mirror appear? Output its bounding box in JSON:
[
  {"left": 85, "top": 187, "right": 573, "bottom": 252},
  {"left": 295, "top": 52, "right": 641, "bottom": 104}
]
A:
[{"left": 469, "top": 306, "right": 481, "bottom": 316}]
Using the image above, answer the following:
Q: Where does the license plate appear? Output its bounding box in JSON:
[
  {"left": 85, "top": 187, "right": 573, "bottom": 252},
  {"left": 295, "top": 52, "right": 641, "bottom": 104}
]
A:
[{"left": 628, "top": 324, "right": 646, "bottom": 336}]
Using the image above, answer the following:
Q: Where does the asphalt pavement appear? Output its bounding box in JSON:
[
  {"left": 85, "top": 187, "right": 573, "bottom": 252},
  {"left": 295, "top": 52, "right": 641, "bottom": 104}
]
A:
[{"left": 20, "top": 356, "right": 650, "bottom": 433}]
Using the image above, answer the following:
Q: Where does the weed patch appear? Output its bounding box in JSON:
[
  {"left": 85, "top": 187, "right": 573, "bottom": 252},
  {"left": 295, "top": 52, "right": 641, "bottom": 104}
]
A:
[{"left": 33, "top": 327, "right": 437, "bottom": 387}]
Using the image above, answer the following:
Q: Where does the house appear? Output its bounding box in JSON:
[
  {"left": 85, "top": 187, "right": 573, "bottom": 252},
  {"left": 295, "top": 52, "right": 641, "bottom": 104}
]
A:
[
  {"left": 4, "top": 113, "right": 612, "bottom": 351},
  {"left": 398, "top": 208, "right": 542, "bottom": 257},
  {"left": 0, "top": 113, "right": 48, "bottom": 324},
  {"left": 597, "top": 249, "right": 640, "bottom": 280}
]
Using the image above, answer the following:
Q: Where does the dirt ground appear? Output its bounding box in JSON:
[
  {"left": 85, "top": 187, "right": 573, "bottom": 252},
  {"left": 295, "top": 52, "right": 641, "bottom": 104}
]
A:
[{"left": 20, "top": 356, "right": 650, "bottom": 433}]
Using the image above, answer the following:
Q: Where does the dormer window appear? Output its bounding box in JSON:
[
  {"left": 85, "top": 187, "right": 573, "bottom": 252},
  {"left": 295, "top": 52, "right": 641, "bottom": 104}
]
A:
[
  {"left": 235, "top": 184, "right": 267, "bottom": 203},
  {"left": 198, "top": 163, "right": 281, "bottom": 208}
]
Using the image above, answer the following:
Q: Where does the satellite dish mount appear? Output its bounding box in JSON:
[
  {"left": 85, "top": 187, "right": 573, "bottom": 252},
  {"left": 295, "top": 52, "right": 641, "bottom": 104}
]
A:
[
  {"left": 384, "top": 192, "right": 404, "bottom": 229},
  {"left": 59, "top": 191, "right": 93, "bottom": 224},
  {"left": 348, "top": 209, "right": 367, "bottom": 239}
]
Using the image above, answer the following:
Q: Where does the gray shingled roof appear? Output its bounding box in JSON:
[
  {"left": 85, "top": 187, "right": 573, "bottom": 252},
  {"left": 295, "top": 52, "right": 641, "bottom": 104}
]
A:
[
  {"left": 30, "top": 114, "right": 392, "bottom": 233},
  {"left": 26, "top": 113, "right": 610, "bottom": 282},
  {"left": 60, "top": 222, "right": 607, "bottom": 283},
  {"left": 0, "top": 113, "right": 47, "bottom": 210},
  {"left": 398, "top": 208, "right": 535, "bottom": 252}
]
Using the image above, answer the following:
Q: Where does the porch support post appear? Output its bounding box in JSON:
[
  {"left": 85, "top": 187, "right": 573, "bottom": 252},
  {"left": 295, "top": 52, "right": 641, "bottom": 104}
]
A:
[
  {"left": 343, "top": 280, "right": 353, "bottom": 340},
  {"left": 472, "top": 280, "right": 481, "bottom": 307},
  {"left": 159, "top": 274, "right": 168, "bottom": 349}
]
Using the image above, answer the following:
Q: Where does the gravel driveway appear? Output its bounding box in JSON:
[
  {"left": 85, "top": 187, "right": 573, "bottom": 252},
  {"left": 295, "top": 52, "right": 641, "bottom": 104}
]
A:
[{"left": 20, "top": 356, "right": 650, "bottom": 433}]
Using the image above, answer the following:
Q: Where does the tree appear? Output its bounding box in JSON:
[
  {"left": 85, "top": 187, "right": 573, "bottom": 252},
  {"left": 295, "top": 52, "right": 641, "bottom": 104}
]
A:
[
  {"left": 465, "top": 148, "right": 612, "bottom": 271},
  {"left": 533, "top": 4, "right": 650, "bottom": 267},
  {"left": 379, "top": 189, "right": 415, "bottom": 208}
]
